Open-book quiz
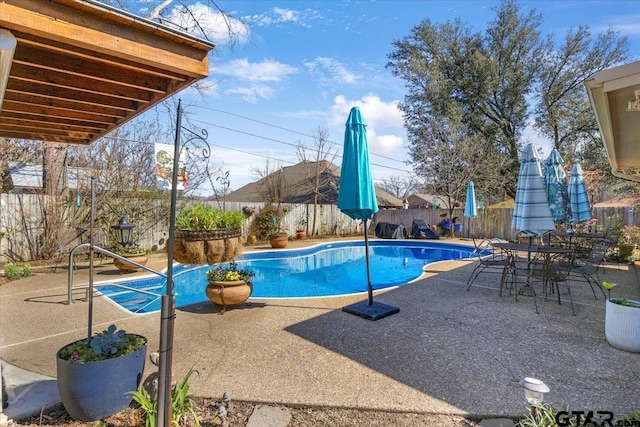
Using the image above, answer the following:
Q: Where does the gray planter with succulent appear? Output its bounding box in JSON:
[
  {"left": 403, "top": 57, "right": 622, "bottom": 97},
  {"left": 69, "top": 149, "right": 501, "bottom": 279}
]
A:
[
  {"left": 56, "top": 324, "right": 147, "bottom": 421},
  {"left": 605, "top": 298, "right": 640, "bottom": 353},
  {"left": 602, "top": 281, "right": 640, "bottom": 353}
]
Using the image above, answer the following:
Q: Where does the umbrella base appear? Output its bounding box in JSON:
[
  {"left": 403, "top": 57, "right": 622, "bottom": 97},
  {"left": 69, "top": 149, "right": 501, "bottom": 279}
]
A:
[{"left": 342, "top": 301, "right": 400, "bottom": 321}]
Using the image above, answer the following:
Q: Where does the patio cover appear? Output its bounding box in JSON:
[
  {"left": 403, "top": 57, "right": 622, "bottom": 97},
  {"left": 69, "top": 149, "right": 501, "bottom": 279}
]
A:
[
  {"left": 585, "top": 60, "right": 640, "bottom": 182},
  {"left": 0, "top": 0, "right": 214, "bottom": 145}
]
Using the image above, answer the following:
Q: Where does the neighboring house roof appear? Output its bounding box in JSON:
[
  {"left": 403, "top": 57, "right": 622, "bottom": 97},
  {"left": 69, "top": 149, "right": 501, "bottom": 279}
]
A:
[
  {"left": 225, "top": 160, "right": 403, "bottom": 208},
  {"left": 407, "top": 193, "right": 461, "bottom": 209},
  {"left": 592, "top": 197, "right": 640, "bottom": 208},
  {"left": 486, "top": 199, "right": 515, "bottom": 209}
]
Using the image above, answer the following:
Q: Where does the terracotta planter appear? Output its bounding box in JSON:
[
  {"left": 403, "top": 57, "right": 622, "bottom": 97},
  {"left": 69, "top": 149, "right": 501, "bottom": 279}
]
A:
[
  {"left": 113, "top": 253, "right": 148, "bottom": 272},
  {"left": 248, "top": 234, "right": 257, "bottom": 244},
  {"left": 206, "top": 280, "right": 252, "bottom": 308},
  {"left": 269, "top": 234, "right": 288, "bottom": 248},
  {"left": 605, "top": 298, "right": 640, "bottom": 352},
  {"left": 296, "top": 230, "right": 306, "bottom": 240}
]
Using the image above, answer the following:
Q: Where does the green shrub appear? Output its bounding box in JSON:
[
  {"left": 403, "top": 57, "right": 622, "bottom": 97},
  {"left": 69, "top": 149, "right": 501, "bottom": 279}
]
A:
[
  {"left": 21, "top": 264, "right": 32, "bottom": 277},
  {"left": 129, "top": 367, "right": 200, "bottom": 427},
  {"left": 176, "top": 204, "right": 243, "bottom": 230},
  {"left": 252, "top": 204, "right": 284, "bottom": 239},
  {"left": 4, "top": 263, "right": 21, "bottom": 280}
]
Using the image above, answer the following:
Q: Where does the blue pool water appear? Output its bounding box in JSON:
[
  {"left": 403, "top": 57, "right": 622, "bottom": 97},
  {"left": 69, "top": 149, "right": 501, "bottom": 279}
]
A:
[{"left": 98, "top": 240, "right": 478, "bottom": 313}]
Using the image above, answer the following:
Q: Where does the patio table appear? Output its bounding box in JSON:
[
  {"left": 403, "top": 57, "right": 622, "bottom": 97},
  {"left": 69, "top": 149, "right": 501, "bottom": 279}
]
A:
[{"left": 491, "top": 242, "right": 574, "bottom": 312}]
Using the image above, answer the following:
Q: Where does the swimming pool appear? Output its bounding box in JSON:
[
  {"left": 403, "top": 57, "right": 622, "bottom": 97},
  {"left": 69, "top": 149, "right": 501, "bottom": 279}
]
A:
[{"left": 98, "top": 240, "right": 479, "bottom": 313}]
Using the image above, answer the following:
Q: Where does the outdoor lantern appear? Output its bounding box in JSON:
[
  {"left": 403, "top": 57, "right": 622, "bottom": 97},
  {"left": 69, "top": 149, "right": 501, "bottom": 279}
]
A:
[
  {"left": 519, "top": 377, "right": 550, "bottom": 405},
  {"left": 111, "top": 217, "right": 135, "bottom": 246}
]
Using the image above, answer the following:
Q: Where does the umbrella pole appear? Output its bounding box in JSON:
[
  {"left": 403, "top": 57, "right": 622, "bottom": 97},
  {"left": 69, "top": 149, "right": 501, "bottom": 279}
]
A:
[{"left": 364, "top": 219, "right": 373, "bottom": 306}]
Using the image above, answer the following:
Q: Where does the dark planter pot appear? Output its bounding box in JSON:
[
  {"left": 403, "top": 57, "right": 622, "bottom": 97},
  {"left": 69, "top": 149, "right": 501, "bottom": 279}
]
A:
[{"left": 56, "top": 336, "right": 147, "bottom": 421}]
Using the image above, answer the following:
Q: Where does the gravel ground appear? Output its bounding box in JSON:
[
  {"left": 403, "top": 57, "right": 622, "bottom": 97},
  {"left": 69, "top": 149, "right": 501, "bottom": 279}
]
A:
[{"left": 8, "top": 399, "right": 482, "bottom": 426}]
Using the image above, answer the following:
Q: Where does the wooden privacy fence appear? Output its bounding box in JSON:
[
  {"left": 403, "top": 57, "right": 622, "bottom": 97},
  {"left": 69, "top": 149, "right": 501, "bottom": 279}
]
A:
[{"left": 2, "top": 192, "right": 640, "bottom": 263}]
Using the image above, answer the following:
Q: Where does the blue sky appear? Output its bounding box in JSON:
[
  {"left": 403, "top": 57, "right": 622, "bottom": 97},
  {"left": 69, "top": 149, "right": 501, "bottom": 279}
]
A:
[{"left": 129, "top": 1, "right": 640, "bottom": 194}]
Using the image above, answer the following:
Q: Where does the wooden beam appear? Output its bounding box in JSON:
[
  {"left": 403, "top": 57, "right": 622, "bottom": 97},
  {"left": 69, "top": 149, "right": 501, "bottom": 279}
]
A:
[{"left": 0, "top": 0, "right": 210, "bottom": 78}]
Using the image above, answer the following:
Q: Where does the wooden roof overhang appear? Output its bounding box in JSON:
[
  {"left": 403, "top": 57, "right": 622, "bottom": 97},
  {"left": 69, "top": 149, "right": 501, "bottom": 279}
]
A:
[
  {"left": 585, "top": 61, "right": 640, "bottom": 182},
  {"left": 0, "top": 0, "right": 214, "bottom": 145}
]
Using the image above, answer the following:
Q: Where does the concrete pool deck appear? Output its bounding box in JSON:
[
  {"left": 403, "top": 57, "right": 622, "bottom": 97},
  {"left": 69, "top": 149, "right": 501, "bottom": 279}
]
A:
[{"left": 1, "top": 237, "right": 639, "bottom": 422}]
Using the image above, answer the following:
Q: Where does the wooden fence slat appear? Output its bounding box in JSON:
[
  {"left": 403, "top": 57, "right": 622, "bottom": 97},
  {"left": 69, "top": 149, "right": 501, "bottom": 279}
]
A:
[{"left": 2, "top": 193, "right": 639, "bottom": 262}]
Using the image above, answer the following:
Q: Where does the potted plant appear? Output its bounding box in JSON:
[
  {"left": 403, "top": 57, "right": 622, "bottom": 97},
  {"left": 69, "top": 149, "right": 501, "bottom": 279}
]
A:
[
  {"left": 174, "top": 203, "right": 244, "bottom": 264},
  {"left": 253, "top": 204, "right": 288, "bottom": 248},
  {"left": 603, "top": 281, "right": 640, "bottom": 352},
  {"left": 296, "top": 219, "right": 307, "bottom": 240},
  {"left": 56, "top": 324, "right": 148, "bottom": 421},
  {"left": 205, "top": 261, "right": 255, "bottom": 312},
  {"left": 113, "top": 245, "right": 148, "bottom": 272}
]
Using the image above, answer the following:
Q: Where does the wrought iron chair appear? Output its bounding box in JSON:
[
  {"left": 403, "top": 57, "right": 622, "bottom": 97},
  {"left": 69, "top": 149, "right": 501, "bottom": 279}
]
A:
[
  {"left": 567, "top": 238, "right": 610, "bottom": 299},
  {"left": 466, "top": 237, "right": 511, "bottom": 293},
  {"left": 512, "top": 249, "right": 576, "bottom": 315}
]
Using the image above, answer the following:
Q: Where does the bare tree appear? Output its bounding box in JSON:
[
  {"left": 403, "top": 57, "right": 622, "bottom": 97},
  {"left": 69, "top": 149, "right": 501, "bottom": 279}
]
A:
[
  {"left": 377, "top": 175, "right": 418, "bottom": 200},
  {"left": 250, "top": 160, "right": 288, "bottom": 204},
  {"left": 296, "top": 127, "right": 339, "bottom": 235},
  {"left": 410, "top": 116, "right": 511, "bottom": 218}
]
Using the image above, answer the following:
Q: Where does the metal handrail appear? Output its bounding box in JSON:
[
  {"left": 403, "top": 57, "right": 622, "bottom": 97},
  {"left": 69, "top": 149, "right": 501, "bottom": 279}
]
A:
[{"left": 67, "top": 243, "right": 167, "bottom": 305}]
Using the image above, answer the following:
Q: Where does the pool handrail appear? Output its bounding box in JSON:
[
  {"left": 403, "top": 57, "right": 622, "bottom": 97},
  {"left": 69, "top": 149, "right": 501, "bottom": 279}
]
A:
[{"left": 67, "top": 243, "right": 167, "bottom": 305}]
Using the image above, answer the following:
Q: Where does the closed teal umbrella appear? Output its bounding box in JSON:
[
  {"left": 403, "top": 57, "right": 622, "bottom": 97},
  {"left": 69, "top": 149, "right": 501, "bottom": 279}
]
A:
[
  {"left": 464, "top": 181, "right": 477, "bottom": 237},
  {"left": 568, "top": 162, "right": 592, "bottom": 224},
  {"left": 543, "top": 149, "right": 571, "bottom": 223},
  {"left": 339, "top": 107, "right": 398, "bottom": 321}
]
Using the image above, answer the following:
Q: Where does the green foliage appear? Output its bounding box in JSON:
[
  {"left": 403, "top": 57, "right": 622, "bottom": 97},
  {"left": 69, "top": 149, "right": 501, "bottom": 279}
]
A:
[
  {"left": 610, "top": 298, "right": 640, "bottom": 308},
  {"left": 176, "top": 204, "right": 243, "bottom": 230},
  {"left": 3, "top": 263, "right": 32, "bottom": 280},
  {"left": 58, "top": 324, "right": 146, "bottom": 363},
  {"left": 3, "top": 263, "right": 21, "bottom": 280},
  {"left": 129, "top": 367, "right": 200, "bottom": 427},
  {"left": 517, "top": 404, "right": 574, "bottom": 427},
  {"left": 206, "top": 261, "right": 255, "bottom": 283},
  {"left": 387, "top": 0, "right": 629, "bottom": 199},
  {"left": 21, "top": 263, "right": 32, "bottom": 277},
  {"left": 252, "top": 204, "right": 284, "bottom": 239}
]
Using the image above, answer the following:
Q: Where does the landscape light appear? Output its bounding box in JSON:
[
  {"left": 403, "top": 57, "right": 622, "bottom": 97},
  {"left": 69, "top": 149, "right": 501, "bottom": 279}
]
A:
[{"left": 519, "top": 377, "right": 550, "bottom": 405}]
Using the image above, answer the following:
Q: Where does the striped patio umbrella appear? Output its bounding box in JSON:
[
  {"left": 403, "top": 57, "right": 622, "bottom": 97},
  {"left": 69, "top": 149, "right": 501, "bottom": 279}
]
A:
[
  {"left": 512, "top": 143, "right": 556, "bottom": 237},
  {"left": 543, "top": 148, "right": 571, "bottom": 223},
  {"left": 464, "top": 181, "right": 477, "bottom": 236},
  {"left": 568, "top": 162, "right": 592, "bottom": 224}
]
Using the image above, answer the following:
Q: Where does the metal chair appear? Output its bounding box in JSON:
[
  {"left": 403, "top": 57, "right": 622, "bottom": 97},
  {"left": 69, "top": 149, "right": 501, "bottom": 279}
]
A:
[
  {"left": 512, "top": 249, "right": 576, "bottom": 315},
  {"left": 568, "top": 238, "right": 610, "bottom": 299},
  {"left": 466, "top": 237, "right": 511, "bottom": 293}
]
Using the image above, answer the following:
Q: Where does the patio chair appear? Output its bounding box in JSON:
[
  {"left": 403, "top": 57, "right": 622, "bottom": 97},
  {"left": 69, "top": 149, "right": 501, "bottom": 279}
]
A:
[
  {"left": 567, "top": 238, "right": 610, "bottom": 299},
  {"left": 512, "top": 249, "right": 576, "bottom": 315},
  {"left": 466, "top": 237, "right": 511, "bottom": 293}
]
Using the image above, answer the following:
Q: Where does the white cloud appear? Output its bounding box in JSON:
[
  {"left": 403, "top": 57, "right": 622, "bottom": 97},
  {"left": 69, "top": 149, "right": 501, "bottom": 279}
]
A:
[
  {"left": 163, "top": 2, "right": 250, "bottom": 46},
  {"left": 243, "top": 7, "right": 321, "bottom": 28},
  {"left": 329, "top": 94, "right": 406, "bottom": 156},
  {"left": 225, "top": 84, "right": 274, "bottom": 104},
  {"left": 304, "top": 57, "right": 362, "bottom": 85},
  {"left": 214, "top": 58, "right": 298, "bottom": 82}
]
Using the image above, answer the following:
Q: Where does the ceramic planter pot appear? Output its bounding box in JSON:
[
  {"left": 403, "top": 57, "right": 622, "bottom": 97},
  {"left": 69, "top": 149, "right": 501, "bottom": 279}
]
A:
[
  {"left": 605, "top": 298, "right": 640, "bottom": 352},
  {"left": 296, "top": 230, "right": 306, "bottom": 240},
  {"left": 206, "top": 280, "right": 252, "bottom": 307},
  {"left": 56, "top": 336, "right": 147, "bottom": 421},
  {"left": 269, "top": 234, "right": 288, "bottom": 248},
  {"left": 113, "top": 253, "right": 148, "bottom": 272}
]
